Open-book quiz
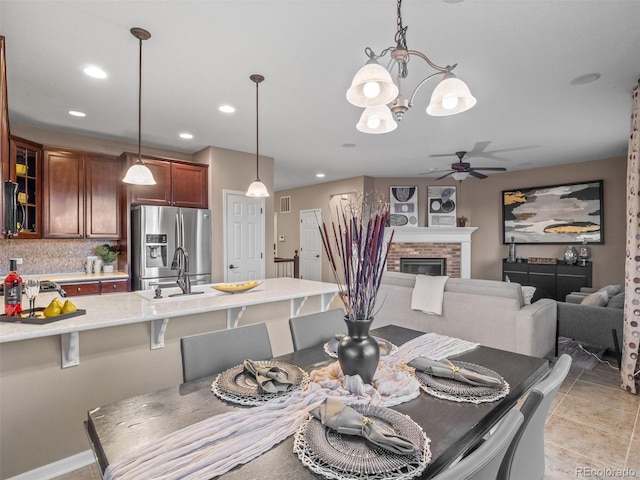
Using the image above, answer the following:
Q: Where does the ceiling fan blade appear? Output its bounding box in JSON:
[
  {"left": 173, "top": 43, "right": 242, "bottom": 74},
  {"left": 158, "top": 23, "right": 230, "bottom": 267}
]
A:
[
  {"left": 469, "top": 170, "right": 488, "bottom": 179},
  {"left": 472, "top": 167, "right": 507, "bottom": 171},
  {"left": 436, "top": 171, "right": 455, "bottom": 180},
  {"left": 428, "top": 153, "right": 457, "bottom": 158}
]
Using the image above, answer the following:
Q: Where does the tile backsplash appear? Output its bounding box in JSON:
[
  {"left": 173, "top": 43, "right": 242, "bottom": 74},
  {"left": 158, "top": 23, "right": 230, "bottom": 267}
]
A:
[{"left": 0, "top": 239, "right": 119, "bottom": 276}]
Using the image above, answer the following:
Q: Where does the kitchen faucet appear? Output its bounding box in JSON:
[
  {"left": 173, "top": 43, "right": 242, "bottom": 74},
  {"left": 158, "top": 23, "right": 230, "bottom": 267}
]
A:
[{"left": 171, "top": 246, "right": 191, "bottom": 294}]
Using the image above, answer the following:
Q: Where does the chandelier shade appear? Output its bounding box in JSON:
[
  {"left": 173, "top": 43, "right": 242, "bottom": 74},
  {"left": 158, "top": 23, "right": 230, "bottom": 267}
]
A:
[
  {"left": 346, "top": 61, "right": 399, "bottom": 107},
  {"left": 246, "top": 179, "right": 270, "bottom": 197},
  {"left": 123, "top": 27, "right": 156, "bottom": 185},
  {"left": 426, "top": 74, "right": 477, "bottom": 116},
  {"left": 356, "top": 105, "right": 398, "bottom": 134}
]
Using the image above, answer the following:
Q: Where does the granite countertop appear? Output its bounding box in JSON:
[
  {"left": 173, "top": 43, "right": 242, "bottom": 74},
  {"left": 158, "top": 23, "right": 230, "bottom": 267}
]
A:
[{"left": 0, "top": 277, "right": 340, "bottom": 344}]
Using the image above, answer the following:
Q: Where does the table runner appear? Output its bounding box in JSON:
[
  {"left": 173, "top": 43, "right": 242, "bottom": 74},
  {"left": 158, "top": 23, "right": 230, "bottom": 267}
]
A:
[{"left": 104, "top": 332, "right": 479, "bottom": 480}]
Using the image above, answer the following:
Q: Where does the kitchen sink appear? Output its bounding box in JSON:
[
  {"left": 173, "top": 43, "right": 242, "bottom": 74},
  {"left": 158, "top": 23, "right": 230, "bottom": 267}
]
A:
[{"left": 134, "top": 284, "right": 223, "bottom": 302}]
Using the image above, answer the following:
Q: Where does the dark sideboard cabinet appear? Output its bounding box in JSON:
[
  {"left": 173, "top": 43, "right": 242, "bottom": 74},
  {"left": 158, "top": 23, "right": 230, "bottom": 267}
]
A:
[{"left": 502, "top": 260, "right": 592, "bottom": 302}]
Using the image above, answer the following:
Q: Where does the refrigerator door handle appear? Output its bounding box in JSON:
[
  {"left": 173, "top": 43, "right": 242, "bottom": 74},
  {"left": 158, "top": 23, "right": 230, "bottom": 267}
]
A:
[{"left": 180, "top": 212, "right": 185, "bottom": 248}]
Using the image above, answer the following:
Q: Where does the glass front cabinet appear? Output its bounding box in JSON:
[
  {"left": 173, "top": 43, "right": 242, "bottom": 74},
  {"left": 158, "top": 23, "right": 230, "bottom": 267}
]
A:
[{"left": 9, "top": 136, "right": 42, "bottom": 238}]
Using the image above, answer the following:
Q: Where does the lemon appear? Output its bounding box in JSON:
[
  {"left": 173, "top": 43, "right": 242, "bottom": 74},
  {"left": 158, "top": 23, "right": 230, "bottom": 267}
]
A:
[{"left": 61, "top": 300, "right": 77, "bottom": 314}]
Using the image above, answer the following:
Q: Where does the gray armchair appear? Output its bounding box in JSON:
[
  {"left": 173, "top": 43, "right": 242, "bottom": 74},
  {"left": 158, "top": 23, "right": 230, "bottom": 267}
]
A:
[{"left": 556, "top": 289, "right": 623, "bottom": 361}]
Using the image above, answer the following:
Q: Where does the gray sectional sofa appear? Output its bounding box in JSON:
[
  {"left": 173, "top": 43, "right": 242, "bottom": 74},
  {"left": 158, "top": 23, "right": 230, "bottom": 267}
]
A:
[
  {"left": 557, "top": 287, "right": 624, "bottom": 354},
  {"left": 373, "top": 272, "right": 557, "bottom": 358}
]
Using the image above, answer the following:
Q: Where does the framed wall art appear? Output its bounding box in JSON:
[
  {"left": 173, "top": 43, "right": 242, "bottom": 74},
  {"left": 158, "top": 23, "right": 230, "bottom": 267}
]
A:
[
  {"left": 427, "top": 186, "right": 457, "bottom": 227},
  {"left": 389, "top": 186, "right": 418, "bottom": 227},
  {"left": 502, "top": 180, "right": 604, "bottom": 244}
]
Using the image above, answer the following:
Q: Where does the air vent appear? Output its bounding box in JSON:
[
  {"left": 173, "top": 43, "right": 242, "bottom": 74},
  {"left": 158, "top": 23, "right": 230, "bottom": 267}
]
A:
[{"left": 280, "top": 196, "right": 291, "bottom": 213}]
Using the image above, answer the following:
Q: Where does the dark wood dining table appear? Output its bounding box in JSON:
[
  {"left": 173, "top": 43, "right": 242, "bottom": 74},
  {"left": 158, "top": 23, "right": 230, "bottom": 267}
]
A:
[{"left": 85, "top": 325, "right": 549, "bottom": 479}]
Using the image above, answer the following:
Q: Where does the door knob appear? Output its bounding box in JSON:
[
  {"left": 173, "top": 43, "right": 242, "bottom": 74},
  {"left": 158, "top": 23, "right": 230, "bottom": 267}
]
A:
[
  {"left": 229, "top": 264, "right": 238, "bottom": 269},
  {"left": 315, "top": 255, "right": 320, "bottom": 258}
]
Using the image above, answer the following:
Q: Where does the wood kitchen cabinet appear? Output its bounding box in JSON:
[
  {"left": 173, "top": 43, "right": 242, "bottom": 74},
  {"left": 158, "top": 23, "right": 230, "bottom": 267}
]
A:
[
  {"left": 123, "top": 153, "right": 208, "bottom": 208},
  {"left": 61, "top": 279, "right": 127, "bottom": 297},
  {"left": 8, "top": 136, "right": 42, "bottom": 238},
  {"left": 43, "top": 148, "right": 121, "bottom": 239}
]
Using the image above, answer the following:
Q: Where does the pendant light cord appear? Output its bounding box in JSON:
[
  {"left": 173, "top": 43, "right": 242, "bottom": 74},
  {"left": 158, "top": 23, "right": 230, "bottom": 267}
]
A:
[
  {"left": 255, "top": 78, "right": 259, "bottom": 179},
  {"left": 138, "top": 36, "right": 143, "bottom": 163}
]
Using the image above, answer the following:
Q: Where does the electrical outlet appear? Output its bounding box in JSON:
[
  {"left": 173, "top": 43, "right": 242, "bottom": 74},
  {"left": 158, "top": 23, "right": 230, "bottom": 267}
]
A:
[{"left": 10, "top": 257, "right": 23, "bottom": 265}]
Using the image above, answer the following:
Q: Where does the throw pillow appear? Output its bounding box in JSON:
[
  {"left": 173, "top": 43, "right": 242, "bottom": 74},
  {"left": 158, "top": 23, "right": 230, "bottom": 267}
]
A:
[
  {"left": 580, "top": 291, "right": 609, "bottom": 307},
  {"left": 606, "top": 292, "right": 625, "bottom": 309},
  {"left": 521, "top": 286, "right": 536, "bottom": 305},
  {"left": 597, "top": 284, "right": 623, "bottom": 297}
]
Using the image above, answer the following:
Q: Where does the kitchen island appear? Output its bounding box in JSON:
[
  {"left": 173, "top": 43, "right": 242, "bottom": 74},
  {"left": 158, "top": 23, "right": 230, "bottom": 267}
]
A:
[{"left": 0, "top": 278, "right": 339, "bottom": 479}]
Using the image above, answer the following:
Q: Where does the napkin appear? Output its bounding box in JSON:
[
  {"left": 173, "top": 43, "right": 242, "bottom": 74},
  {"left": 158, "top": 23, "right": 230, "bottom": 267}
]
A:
[
  {"left": 334, "top": 334, "right": 389, "bottom": 355},
  {"left": 408, "top": 356, "right": 503, "bottom": 388},
  {"left": 242, "top": 359, "right": 295, "bottom": 394},
  {"left": 309, "top": 397, "right": 418, "bottom": 455}
]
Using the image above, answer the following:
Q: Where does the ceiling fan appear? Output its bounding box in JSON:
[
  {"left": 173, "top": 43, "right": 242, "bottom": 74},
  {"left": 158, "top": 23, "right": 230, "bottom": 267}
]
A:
[{"left": 423, "top": 151, "right": 507, "bottom": 180}]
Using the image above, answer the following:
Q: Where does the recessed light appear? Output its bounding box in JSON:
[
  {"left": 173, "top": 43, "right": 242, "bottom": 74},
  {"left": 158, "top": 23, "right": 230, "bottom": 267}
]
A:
[
  {"left": 68, "top": 110, "right": 86, "bottom": 117},
  {"left": 569, "top": 73, "right": 601, "bottom": 86},
  {"left": 316, "top": 173, "right": 325, "bottom": 178},
  {"left": 83, "top": 65, "right": 107, "bottom": 79},
  {"left": 342, "top": 143, "right": 356, "bottom": 148},
  {"left": 179, "top": 132, "right": 194, "bottom": 140},
  {"left": 219, "top": 105, "right": 236, "bottom": 113}
]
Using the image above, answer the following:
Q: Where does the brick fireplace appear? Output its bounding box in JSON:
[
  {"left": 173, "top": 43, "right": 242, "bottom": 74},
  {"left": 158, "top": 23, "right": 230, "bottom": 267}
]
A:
[{"left": 384, "top": 227, "right": 477, "bottom": 278}]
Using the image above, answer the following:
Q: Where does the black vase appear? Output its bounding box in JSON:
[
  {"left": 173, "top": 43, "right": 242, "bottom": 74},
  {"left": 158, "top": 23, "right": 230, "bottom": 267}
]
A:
[{"left": 337, "top": 317, "right": 380, "bottom": 385}]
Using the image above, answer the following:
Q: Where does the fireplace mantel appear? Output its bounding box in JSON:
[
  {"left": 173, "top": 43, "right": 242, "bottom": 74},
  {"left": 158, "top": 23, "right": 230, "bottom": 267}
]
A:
[{"left": 385, "top": 227, "right": 478, "bottom": 278}]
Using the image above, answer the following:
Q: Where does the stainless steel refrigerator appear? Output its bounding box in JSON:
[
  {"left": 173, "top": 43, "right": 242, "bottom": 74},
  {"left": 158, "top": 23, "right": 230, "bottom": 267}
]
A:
[{"left": 131, "top": 205, "right": 212, "bottom": 291}]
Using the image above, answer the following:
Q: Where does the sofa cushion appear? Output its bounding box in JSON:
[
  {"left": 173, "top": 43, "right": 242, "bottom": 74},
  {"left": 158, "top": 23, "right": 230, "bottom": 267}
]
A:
[
  {"left": 445, "top": 278, "right": 524, "bottom": 306},
  {"left": 597, "top": 284, "right": 623, "bottom": 297},
  {"left": 580, "top": 291, "right": 609, "bottom": 307},
  {"left": 606, "top": 292, "right": 625, "bottom": 309}
]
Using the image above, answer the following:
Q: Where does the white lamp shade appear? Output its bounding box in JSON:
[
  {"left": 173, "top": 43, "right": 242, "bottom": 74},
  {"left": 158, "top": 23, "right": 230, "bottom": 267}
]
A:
[
  {"left": 426, "top": 75, "right": 477, "bottom": 116},
  {"left": 346, "top": 62, "right": 399, "bottom": 107},
  {"left": 123, "top": 161, "right": 156, "bottom": 185},
  {"left": 246, "top": 179, "right": 270, "bottom": 197},
  {"left": 452, "top": 171, "right": 470, "bottom": 181},
  {"left": 356, "top": 105, "right": 398, "bottom": 134}
]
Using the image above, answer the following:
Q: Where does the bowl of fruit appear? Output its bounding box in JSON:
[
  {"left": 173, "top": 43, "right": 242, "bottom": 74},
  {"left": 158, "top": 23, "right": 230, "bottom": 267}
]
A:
[{"left": 211, "top": 281, "right": 262, "bottom": 294}]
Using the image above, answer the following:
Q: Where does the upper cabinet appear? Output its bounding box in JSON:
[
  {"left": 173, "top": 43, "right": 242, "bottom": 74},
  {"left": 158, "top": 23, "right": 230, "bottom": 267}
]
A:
[
  {"left": 43, "top": 148, "right": 121, "bottom": 239},
  {"left": 122, "top": 153, "right": 208, "bottom": 209},
  {"left": 9, "top": 136, "right": 43, "bottom": 238}
]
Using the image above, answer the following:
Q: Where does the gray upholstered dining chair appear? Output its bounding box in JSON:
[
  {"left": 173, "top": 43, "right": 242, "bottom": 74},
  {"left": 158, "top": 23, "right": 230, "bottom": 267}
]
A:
[
  {"left": 497, "top": 353, "right": 572, "bottom": 480},
  {"left": 288, "top": 308, "right": 347, "bottom": 351},
  {"left": 180, "top": 323, "right": 273, "bottom": 383},
  {"left": 432, "top": 409, "right": 524, "bottom": 480}
]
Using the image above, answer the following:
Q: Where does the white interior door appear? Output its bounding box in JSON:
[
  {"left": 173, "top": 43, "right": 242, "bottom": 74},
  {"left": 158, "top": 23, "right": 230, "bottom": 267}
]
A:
[
  {"left": 224, "top": 191, "right": 265, "bottom": 282},
  {"left": 299, "top": 209, "right": 322, "bottom": 281}
]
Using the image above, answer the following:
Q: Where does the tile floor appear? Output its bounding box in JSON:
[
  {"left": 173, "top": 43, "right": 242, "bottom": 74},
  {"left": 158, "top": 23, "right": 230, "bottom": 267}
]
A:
[{"left": 54, "top": 354, "right": 639, "bottom": 480}]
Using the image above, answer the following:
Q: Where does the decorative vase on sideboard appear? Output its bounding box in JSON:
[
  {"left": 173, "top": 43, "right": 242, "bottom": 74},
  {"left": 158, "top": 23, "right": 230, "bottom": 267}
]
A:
[{"left": 337, "top": 317, "right": 380, "bottom": 385}]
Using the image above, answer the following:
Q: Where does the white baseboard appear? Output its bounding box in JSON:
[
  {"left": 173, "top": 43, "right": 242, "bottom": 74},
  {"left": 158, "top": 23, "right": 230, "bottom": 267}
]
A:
[{"left": 6, "top": 450, "right": 95, "bottom": 480}]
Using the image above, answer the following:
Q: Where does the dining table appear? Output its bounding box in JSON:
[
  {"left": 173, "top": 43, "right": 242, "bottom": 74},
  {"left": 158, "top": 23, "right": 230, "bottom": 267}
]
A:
[{"left": 85, "top": 325, "right": 549, "bottom": 479}]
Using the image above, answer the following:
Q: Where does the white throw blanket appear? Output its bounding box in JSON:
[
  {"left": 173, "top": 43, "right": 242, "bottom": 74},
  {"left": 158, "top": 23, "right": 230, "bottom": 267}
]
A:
[
  {"left": 411, "top": 275, "right": 449, "bottom": 315},
  {"left": 104, "top": 332, "right": 478, "bottom": 480}
]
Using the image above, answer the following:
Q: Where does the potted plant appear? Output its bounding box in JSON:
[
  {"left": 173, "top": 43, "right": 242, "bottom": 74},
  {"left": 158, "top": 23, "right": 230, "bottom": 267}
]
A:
[
  {"left": 318, "top": 193, "right": 394, "bottom": 384},
  {"left": 94, "top": 244, "right": 119, "bottom": 273}
]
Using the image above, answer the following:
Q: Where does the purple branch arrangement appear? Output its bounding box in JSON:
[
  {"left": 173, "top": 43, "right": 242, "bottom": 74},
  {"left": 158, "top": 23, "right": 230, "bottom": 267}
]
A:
[{"left": 319, "top": 194, "right": 394, "bottom": 321}]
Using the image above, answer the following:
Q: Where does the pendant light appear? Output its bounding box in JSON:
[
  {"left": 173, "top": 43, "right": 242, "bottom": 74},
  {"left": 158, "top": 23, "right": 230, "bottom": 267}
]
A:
[
  {"left": 246, "top": 74, "right": 269, "bottom": 197},
  {"left": 123, "top": 27, "right": 156, "bottom": 185}
]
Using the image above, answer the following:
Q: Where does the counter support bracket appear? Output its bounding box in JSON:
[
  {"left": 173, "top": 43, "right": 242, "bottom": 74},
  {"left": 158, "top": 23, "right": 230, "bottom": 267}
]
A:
[
  {"left": 321, "top": 293, "right": 338, "bottom": 311},
  {"left": 291, "top": 296, "right": 309, "bottom": 318},
  {"left": 61, "top": 332, "right": 80, "bottom": 368},
  {"left": 151, "top": 318, "right": 170, "bottom": 349},
  {"left": 227, "top": 307, "right": 246, "bottom": 329}
]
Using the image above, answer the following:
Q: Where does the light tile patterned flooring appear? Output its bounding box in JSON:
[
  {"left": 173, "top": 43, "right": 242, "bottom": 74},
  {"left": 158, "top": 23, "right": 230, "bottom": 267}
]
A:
[{"left": 55, "top": 355, "right": 640, "bottom": 480}]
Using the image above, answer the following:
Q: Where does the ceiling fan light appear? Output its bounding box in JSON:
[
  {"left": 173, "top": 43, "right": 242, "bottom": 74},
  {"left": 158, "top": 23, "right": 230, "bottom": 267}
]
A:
[
  {"left": 452, "top": 171, "right": 470, "bottom": 181},
  {"left": 246, "top": 179, "right": 270, "bottom": 197},
  {"left": 347, "top": 61, "right": 399, "bottom": 107},
  {"left": 356, "top": 105, "right": 398, "bottom": 134},
  {"left": 123, "top": 160, "right": 156, "bottom": 185},
  {"left": 427, "top": 75, "right": 477, "bottom": 116}
]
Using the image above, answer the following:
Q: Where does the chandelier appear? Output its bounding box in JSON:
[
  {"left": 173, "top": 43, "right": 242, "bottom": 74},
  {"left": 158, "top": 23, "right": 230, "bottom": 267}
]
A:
[{"left": 346, "top": 0, "right": 477, "bottom": 134}]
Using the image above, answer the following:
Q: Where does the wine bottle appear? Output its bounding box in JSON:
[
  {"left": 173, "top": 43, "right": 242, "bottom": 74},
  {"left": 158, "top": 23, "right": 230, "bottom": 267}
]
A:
[{"left": 4, "top": 259, "right": 23, "bottom": 317}]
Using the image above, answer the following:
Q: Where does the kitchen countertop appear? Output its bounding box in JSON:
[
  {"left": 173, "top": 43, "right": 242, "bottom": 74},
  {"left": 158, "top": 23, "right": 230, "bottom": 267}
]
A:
[
  {"left": 23, "top": 272, "right": 129, "bottom": 283},
  {"left": 0, "top": 277, "right": 339, "bottom": 345}
]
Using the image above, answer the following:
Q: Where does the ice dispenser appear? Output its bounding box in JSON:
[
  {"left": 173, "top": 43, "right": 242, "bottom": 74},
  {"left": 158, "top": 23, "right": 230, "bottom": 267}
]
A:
[{"left": 145, "top": 234, "right": 168, "bottom": 268}]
